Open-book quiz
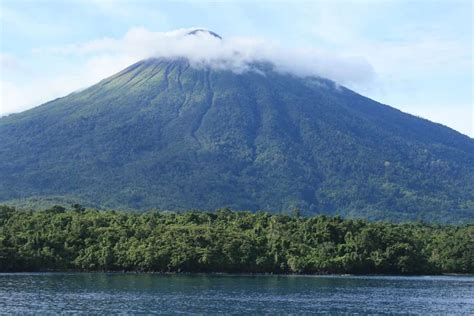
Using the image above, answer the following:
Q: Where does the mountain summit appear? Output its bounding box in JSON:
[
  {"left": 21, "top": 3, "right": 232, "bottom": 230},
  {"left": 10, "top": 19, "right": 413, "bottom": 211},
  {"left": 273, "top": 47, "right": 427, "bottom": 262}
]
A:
[
  {"left": 1, "top": 57, "right": 473, "bottom": 222},
  {"left": 187, "top": 29, "right": 222, "bottom": 39}
]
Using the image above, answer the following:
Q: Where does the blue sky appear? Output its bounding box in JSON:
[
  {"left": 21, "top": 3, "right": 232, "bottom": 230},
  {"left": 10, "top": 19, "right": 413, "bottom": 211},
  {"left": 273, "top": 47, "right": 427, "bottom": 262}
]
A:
[{"left": 1, "top": 0, "right": 472, "bottom": 136}]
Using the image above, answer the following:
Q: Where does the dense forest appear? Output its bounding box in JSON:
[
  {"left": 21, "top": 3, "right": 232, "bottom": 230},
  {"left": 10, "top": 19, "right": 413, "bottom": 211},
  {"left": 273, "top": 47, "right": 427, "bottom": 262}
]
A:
[{"left": 0, "top": 205, "right": 472, "bottom": 274}]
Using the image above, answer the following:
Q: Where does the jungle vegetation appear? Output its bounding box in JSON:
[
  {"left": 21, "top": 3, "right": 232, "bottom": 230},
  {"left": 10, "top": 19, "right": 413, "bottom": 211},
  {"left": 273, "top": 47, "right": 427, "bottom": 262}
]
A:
[{"left": 1, "top": 205, "right": 472, "bottom": 274}]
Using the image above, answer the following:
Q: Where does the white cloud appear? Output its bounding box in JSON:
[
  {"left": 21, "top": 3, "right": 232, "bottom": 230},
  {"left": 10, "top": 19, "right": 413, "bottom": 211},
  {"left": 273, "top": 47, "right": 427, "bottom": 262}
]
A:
[
  {"left": 1, "top": 54, "right": 136, "bottom": 115},
  {"left": 2, "top": 27, "right": 376, "bottom": 117},
  {"left": 2, "top": 27, "right": 471, "bottom": 137},
  {"left": 35, "top": 27, "right": 375, "bottom": 84}
]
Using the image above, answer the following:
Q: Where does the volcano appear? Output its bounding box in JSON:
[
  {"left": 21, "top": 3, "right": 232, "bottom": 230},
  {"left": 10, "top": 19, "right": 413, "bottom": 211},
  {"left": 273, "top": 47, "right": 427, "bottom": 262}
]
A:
[{"left": 1, "top": 50, "right": 473, "bottom": 222}]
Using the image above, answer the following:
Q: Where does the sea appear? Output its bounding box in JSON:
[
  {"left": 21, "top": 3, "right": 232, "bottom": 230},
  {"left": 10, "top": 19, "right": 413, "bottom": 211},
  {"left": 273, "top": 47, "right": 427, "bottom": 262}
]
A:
[{"left": 0, "top": 273, "right": 472, "bottom": 314}]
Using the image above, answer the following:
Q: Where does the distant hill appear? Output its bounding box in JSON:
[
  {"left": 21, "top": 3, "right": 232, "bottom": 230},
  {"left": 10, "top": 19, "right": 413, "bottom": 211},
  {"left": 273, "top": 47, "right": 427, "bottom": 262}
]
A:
[{"left": 1, "top": 57, "right": 473, "bottom": 223}]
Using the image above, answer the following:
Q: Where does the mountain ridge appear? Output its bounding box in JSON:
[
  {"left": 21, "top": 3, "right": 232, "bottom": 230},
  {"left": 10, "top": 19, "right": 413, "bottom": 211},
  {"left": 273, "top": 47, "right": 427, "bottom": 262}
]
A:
[{"left": 1, "top": 57, "right": 473, "bottom": 223}]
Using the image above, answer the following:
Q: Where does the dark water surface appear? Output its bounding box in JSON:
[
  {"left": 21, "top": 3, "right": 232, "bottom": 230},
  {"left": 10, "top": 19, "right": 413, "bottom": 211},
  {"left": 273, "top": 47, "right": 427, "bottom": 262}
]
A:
[{"left": 0, "top": 273, "right": 472, "bottom": 314}]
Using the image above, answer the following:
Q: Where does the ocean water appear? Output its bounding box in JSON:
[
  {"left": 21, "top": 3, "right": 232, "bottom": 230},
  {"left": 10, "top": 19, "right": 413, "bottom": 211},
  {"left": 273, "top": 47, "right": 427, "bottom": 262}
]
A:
[{"left": 0, "top": 273, "right": 472, "bottom": 314}]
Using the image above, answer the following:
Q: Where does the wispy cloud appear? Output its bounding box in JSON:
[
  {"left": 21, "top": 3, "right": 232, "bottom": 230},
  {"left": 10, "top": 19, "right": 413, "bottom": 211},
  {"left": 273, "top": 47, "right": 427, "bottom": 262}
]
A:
[
  {"left": 1, "top": 0, "right": 471, "bottom": 136},
  {"left": 34, "top": 27, "right": 376, "bottom": 84},
  {"left": 1, "top": 53, "right": 136, "bottom": 115},
  {"left": 2, "top": 27, "right": 375, "bottom": 116},
  {"left": 0, "top": 53, "right": 23, "bottom": 72}
]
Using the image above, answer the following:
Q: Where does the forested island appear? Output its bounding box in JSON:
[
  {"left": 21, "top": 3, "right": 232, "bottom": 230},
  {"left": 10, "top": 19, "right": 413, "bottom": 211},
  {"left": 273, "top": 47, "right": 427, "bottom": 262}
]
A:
[{"left": 0, "top": 205, "right": 472, "bottom": 274}]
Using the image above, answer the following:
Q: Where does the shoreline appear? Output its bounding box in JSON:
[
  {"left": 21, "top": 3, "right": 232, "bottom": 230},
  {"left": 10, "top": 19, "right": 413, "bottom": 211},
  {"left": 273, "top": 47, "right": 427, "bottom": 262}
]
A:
[{"left": 1, "top": 271, "right": 473, "bottom": 277}]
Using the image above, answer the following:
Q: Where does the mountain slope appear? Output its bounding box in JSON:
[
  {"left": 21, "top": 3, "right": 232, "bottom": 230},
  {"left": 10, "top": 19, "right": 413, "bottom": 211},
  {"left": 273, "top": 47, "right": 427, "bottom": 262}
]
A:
[{"left": 1, "top": 57, "right": 473, "bottom": 222}]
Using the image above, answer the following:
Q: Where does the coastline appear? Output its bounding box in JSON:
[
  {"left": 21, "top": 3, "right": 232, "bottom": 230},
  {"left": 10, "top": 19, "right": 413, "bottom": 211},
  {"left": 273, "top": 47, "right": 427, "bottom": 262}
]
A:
[{"left": 2, "top": 270, "right": 473, "bottom": 277}]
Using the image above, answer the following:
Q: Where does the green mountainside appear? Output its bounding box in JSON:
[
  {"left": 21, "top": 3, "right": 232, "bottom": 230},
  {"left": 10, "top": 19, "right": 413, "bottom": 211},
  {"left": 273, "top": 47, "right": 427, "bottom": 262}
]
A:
[{"left": 1, "top": 57, "right": 473, "bottom": 222}]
